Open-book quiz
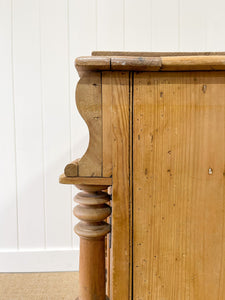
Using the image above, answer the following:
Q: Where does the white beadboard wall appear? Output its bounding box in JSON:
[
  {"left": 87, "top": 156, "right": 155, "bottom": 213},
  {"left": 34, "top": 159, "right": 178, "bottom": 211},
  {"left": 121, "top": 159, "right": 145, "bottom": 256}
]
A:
[{"left": 0, "top": 0, "right": 224, "bottom": 272}]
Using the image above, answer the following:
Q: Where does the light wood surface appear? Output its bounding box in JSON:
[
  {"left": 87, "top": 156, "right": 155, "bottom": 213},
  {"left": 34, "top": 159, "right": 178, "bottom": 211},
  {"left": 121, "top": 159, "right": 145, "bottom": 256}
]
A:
[
  {"left": 110, "top": 56, "right": 161, "bottom": 71},
  {"left": 161, "top": 55, "right": 225, "bottom": 70},
  {"left": 74, "top": 189, "right": 111, "bottom": 239},
  {"left": 0, "top": 272, "right": 79, "bottom": 300},
  {"left": 75, "top": 72, "right": 102, "bottom": 177},
  {"left": 59, "top": 174, "right": 112, "bottom": 185},
  {"left": 64, "top": 159, "right": 79, "bottom": 177},
  {"left": 75, "top": 54, "right": 225, "bottom": 73},
  {"left": 60, "top": 53, "right": 225, "bottom": 299},
  {"left": 65, "top": 70, "right": 114, "bottom": 179},
  {"left": 75, "top": 56, "right": 110, "bottom": 77},
  {"left": 108, "top": 72, "right": 132, "bottom": 300},
  {"left": 79, "top": 237, "right": 106, "bottom": 300},
  {"left": 133, "top": 71, "right": 225, "bottom": 299},
  {"left": 102, "top": 72, "right": 113, "bottom": 177},
  {"left": 73, "top": 185, "right": 111, "bottom": 299}
]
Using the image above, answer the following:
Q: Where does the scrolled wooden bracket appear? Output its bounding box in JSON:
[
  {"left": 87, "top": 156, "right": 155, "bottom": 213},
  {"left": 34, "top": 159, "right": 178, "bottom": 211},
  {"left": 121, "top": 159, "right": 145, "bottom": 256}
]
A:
[
  {"left": 64, "top": 158, "right": 80, "bottom": 177},
  {"left": 73, "top": 184, "right": 111, "bottom": 300},
  {"left": 65, "top": 72, "right": 102, "bottom": 177}
]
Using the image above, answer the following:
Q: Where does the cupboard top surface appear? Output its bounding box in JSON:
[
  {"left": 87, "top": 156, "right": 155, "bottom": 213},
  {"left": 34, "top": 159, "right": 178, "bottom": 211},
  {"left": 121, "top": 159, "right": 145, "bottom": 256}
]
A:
[
  {"left": 92, "top": 51, "right": 225, "bottom": 57},
  {"left": 75, "top": 52, "right": 225, "bottom": 75}
]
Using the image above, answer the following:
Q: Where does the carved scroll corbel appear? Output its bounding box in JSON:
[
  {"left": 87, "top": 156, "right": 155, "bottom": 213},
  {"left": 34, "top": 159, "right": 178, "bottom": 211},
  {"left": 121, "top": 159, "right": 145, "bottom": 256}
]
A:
[{"left": 64, "top": 72, "right": 102, "bottom": 177}]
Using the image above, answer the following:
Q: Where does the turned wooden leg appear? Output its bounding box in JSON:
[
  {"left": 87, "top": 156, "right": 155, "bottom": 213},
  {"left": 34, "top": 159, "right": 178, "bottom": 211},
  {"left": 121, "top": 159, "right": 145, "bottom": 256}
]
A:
[{"left": 73, "top": 184, "right": 111, "bottom": 300}]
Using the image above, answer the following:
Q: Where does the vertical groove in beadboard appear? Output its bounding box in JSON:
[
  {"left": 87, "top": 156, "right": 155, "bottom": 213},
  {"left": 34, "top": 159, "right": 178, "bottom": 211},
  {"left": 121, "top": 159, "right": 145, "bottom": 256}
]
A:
[
  {"left": 180, "top": 0, "right": 207, "bottom": 51},
  {"left": 204, "top": 14, "right": 207, "bottom": 51},
  {"left": 66, "top": 0, "right": 73, "bottom": 249},
  {"left": 38, "top": 0, "right": 47, "bottom": 250},
  {"left": 178, "top": 0, "right": 181, "bottom": 51},
  {"left": 124, "top": 0, "right": 126, "bottom": 49},
  {"left": 97, "top": 0, "right": 124, "bottom": 51},
  {"left": 96, "top": 0, "right": 98, "bottom": 50},
  {"left": 124, "top": 0, "right": 152, "bottom": 51},
  {"left": 68, "top": 0, "right": 98, "bottom": 249},
  {"left": 68, "top": 0, "right": 74, "bottom": 249},
  {"left": 11, "top": 0, "right": 19, "bottom": 250},
  {"left": 204, "top": 5, "right": 207, "bottom": 50},
  {"left": 123, "top": 0, "right": 125, "bottom": 50},
  {"left": 150, "top": 0, "right": 153, "bottom": 51},
  {"left": 151, "top": 0, "right": 179, "bottom": 51},
  {"left": 13, "top": 0, "right": 45, "bottom": 248},
  {"left": 41, "top": 0, "right": 72, "bottom": 249}
]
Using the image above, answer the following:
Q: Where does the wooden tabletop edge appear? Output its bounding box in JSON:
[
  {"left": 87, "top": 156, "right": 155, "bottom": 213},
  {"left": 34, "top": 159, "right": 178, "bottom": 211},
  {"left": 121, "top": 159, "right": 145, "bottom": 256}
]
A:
[{"left": 75, "top": 54, "right": 225, "bottom": 73}]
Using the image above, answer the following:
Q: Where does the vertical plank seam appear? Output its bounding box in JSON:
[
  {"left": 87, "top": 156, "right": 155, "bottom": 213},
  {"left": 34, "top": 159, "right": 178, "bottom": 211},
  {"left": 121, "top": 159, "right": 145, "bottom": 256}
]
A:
[
  {"left": 218, "top": 91, "right": 225, "bottom": 298},
  {"left": 129, "top": 70, "right": 132, "bottom": 300},
  {"left": 66, "top": 0, "right": 73, "bottom": 249},
  {"left": 101, "top": 71, "right": 103, "bottom": 176},
  {"left": 38, "top": 0, "right": 47, "bottom": 249},
  {"left": 131, "top": 71, "right": 134, "bottom": 300},
  {"left": 11, "top": 0, "right": 19, "bottom": 250}
]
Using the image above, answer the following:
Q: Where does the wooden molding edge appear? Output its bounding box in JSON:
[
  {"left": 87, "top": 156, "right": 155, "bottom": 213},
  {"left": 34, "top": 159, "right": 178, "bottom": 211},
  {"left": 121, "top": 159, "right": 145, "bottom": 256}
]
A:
[
  {"left": 64, "top": 158, "right": 80, "bottom": 177},
  {"left": 59, "top": 174, "right": 112, "bottom": 185},
  {"left": 75, "top": 54, "right": 225, "bottom": 73}
]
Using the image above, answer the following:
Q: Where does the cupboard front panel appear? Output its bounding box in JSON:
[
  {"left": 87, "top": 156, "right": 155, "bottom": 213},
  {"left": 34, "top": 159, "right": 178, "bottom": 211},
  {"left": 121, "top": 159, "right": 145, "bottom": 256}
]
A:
[{"left": 133, "top": 72, "right": 225, "bottom": 299}]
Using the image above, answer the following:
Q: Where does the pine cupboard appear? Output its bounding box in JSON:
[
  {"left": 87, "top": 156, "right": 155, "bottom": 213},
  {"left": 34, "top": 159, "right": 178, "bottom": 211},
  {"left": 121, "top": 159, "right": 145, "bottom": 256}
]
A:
[{"left": 60, "top": 52, "right": 225, "bottom": 300}]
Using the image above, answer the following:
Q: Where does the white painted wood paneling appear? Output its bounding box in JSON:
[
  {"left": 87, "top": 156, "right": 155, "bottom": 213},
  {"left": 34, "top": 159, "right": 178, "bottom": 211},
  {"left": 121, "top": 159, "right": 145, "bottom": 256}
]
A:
[
  {"left": 40, "top": 0, "right": 72, "bottom": 249},
  {"left": 97, "top": 0, "right": 124, "bottom": 50},
  {"left": 0, "top": 0, "right": 18, "bottom": 249},
  {"left": 1, "top": 0, "right": 225, "bottom": 272},
  {"left": 205, "top": 0, "right": 225, "bottom": 51},
  {"left": 68, "top": 0, "right": 97, "bottom": 165},
  {"left": 68, "top": 0, "right": 97, "bottom": 249},
  {"left": 0, "top": 250, "right": 79, "bottom": 272},
  {"left": 180, "top": 0, "right": 206, "bottom": 51},
  {"left": 151, "top": 0, "right": 179, "bottom": 51},
  {"left": 124, "top": 0, "right": 152, "bottom": 51},
  {"left": 12, "top": 0, "right": 45, "bottom": 249}
]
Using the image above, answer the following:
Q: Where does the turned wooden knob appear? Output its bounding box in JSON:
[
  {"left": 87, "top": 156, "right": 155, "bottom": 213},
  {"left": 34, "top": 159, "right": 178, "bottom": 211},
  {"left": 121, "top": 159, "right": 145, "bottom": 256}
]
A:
[{"left": 74, "top": 191, "right": 111, "bottom": 239}]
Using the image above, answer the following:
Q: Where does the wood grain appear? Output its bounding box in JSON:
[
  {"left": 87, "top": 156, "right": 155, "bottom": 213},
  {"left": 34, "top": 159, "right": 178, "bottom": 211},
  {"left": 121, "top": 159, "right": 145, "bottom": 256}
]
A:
[
  {"left": 102, "top": 72, "right": 113, "bottom": 177},
  {"left": 133, "top": 71, "right": 225, "bottom": 299},
  {"left": 110, "top": 72, "right": 131, "bottom": 300},
  {"left": 75, "top": 57, "right": 110, "bottom": 77},
  {"left": 64, "top": 158, "right": 79, "bottom": 177},
  {"left": 73, "top": 186, "right": 111, "bottom": 300},
  {"left": 111, "top": 56, "right": 161, "bottom": 71},
  {"left": 59, "top": 174, "right": 112, "bottom": 185},
  {"left": 79, "top": 237, "right": 106, "bottom": 300},
  {"left": 75, "top": 54, "right": 225, "bottom": 73},
  {"left": 75, "top": 72, "right": 102, "bottom": 177},
  {"left": 162, "top": 55, "right": 225, "bottom": 70}
]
